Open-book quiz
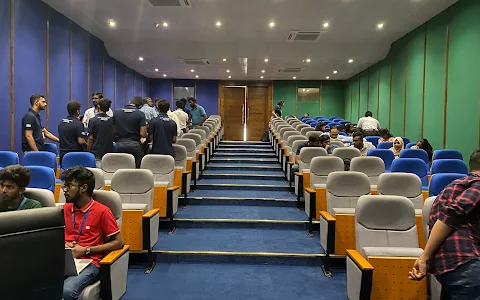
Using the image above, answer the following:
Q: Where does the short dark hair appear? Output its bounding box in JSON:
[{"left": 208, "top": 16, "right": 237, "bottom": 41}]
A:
[
  {"left": 309, "top": 135, "right": 321, "bottom": 144},
  {"left": 315, "top": 122, "right": 326, "bottom": 131},
  {"left": 319, "top": 135, "right": 330, "bottom": 144},
  {"left": 353, "top": 131, "right": 364, "bottom": 140},
  {"left": 60, "top": 166, "right": 95, "bottom": 196},
  {"left": 365, "top": 111, "right": 373, "bottom": 117},
  {"left": 304, "top": 112, "right": 309, "bottom": 117},
  {"left": 157, "top": 99, "right": 170, "bottom": 113},
  {"left": 176, "top": 101, "right": 185, "bottom": 109},
  {"left": 0, "top": 165, "right": 31, "bottom": 189},
  {"left": 469, "top": 148, "right": 480, "bottom": 171},
  {"left": 188, "top": 97, "right": 197, "bottom": 103},
  {"left": 92, "top": 92, "right": 103, "bottom": 99},
  {"left": 338, "top": 124, "right": 345, "bottom": 131},
  {"left": 67, "top": 101, "right": 81, "bottom": 116},
  {"left": 97, "top": 98, "right": 112, "bottom": 113},
  {"left": 130, "top": 96, "right": 143, "bottom": 108},
  {"left": 180, "top": 98, "right": 187, "bottom": 104},
  {"left": 277, "top": 100, "right": 285, "bottom": 106},
  {"left": 30, "top": 94, "right": 44, "bottom": 106},
  {"left": 143, "top": 97, "right": 152, "bottom": 105}
]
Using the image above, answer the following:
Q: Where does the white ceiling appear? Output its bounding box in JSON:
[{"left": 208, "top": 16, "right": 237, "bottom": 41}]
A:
[{"left": 43, "top": 0, "right": 457, "bottom": 81}]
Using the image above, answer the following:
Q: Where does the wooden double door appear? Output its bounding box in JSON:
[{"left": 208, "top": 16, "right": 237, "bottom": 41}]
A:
[{"left": 220, "top": 83, "right": 272, "bottom": 141}]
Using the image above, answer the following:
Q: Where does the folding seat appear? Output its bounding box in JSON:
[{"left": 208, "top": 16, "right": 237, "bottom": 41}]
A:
[
  {"left": 330, "top": 140, "right": 345, "bottom": 148},
  {"left": 196, "top": 125, "right": 214, "bottom": 160},
  {"left": 61, "top": 152, "right": 96, "bottom": 169},
  {"left": 173, "top": 144, "right": 191, "bottom": 204},
  {"left": 57, "top": 167, "right": 105, "bottom": 204},
  {"left": 346, "top": 195, "right": 426, "bottom": 300},
  {"left": 367, "top": 149, "right": 395, "bottom": 172},
  {"left": 400, "top": 149, "right": 430, "bottom": 167},
  {"left": 271, "top": 121, "right": 288, "bottom": 147},
  {"left": 101, "top": 153, "right": 136, "bottom": 189},
  {"left": 406, "top": 142, "right": 416, "bottom": 149},
  {"left": 208, "top": 115, "right": 223, "bottom": 141},
  {"left": 295, "top": 123, "right": 310, "bottom": 132},
  {"left": 291, "top": 121, "right": 303, "bottom": 128},
  {"left": 376, "top": 141, "right": 393, "bottom": 149},
  {"left": 365, "top": 136, "right": 379, "bottom": 147},
  {"left": 181, "top": 133, "right": 204, "bottom": 178},
  {"left": 332, "top": 147, "right": 361, "bottom": 162},
  {"left": 190, "top": 128, "right": 210, "bottom": 164},
  {"left": 431, "top": 159, "right": 468, "bottom": 175},
  {"left": 44, "top": 142, "right": 58, "bottom": 156},
  {"left": 291, "top": 140, "right": 306, "bottom": 168},
  {"left": 294, "top": 147, "right": 328, "bottom": 193},
  {"left": 22, "top": 151, "right": 57, "bottom": 173},
  {"left": 176, "top": 137, "right": 199, "bottom": 186},
  {"left": 23, "top": 188, "right": 55, "bottom": 207},
  {"left": 284, "top": 135, "right": 307, "bottom": 178},
  {"left": 350, "top": 156, "right": 384, "bottom": 186},
  {"left": 377, "top": 172, "right": 427, "bottom": 247},
  {"left": 287, "top": 119, "right": 298, "bottom": 125},
  {"left": 391, "top": 158, "right": 429, "bottom": 190},
  {"left": 281, "top": 132, "right": 302, "bottom": 169},
  {"left": 203, "top": 121, "right": 218, "bottom": 150},
  {"left": 303, "top": 156, "right": 344, "bottom": 233},
  {"left": 277, "top": 127, "right": 296, "bottom": 159},
  {"left": 110, "top": 169, "right": 160, "bottom": 262},
  {"left": 0, "top": 151, "right": 19, "bottom": 167},
  {"left": 319, "top": 171, "right": 370, "bottom": 262},
  {"left": 402, "top": 137, "right": 411, "bottom": 145},
  {"left": 27, "top": 166, "right": 56, "bottom": 192},
  {"left": 79, "top": 190, "right": 130, "bottom": 299},
  {"left": 429, "top": 173, "right": 465, "bottom": 197},
  {"left": 300, "top": 127, "right": 314, "bottom": 136},
  {"left": 432, "top": 149, "right": 463, "bottom": 161},
  {"left": 140, "top": 155, "right": 179, "bottom": 223}
]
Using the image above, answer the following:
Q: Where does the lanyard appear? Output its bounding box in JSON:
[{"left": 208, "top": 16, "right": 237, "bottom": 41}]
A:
[
  {"left": 16, "top": 197, "right": 27, "bottom": 211},
  {"left": 72, "top": 204, "right": 92, "bottom": 243}
]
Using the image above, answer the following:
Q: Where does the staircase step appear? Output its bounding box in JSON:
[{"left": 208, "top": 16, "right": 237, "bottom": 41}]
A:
[
  {"left": 198, "top": 179, "right": 288, "bottom": 185},
  {"left": 195, "top": 183, "right": 290, "bottom": 191},
  {"left": 220, "top": 141, "right": 270, "bottom": 146},
  {"left": 210, "top": 158, "right": 279, "bottom": 164},
  {"left": 203, "top": 169, "right": 284, "bottom": 176},
  {"left": 207, "top": 164, "right": 282, "bottom": 171},
  {"left": 175, "top": 205, "right": 307, "bottom": 221},
  {"left": 218, "top": 144, "right": 272, "bottom": 149},
  {"left": 214, "top": 153, "right": 277, "bottom": 158},
  {"left": 216, "top": 148, "right": 274, "bottom": 153},
  {"left": 187, "top": 197, "right": 300, "bottom": 207},
  {"left": 187, "top": 189, "right": 296, "bottom": 200},
  {"left": 202, "top": 173, "right": 285, "bottom": 180}
]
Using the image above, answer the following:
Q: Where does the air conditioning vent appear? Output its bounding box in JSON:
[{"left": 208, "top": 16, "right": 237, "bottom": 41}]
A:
[
  {"left": 286, "top": 31, "right": 325, "bottom": 42},
  {"left": 177, "top": 58, "right": 211, "bottom": 65},
  {"left": 278, "top": 68, "right": 304, "bottom": 73},
  {"left": 145, "top": 0, "right": 192, "bottom": 7}
]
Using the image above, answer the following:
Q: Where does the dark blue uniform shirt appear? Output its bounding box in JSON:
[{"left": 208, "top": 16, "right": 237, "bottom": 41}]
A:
[
  {"left": 87, "top": 113, "right": 114, "bottom": 158},
  {"left": 148, "top": 113, "right": 177, "bottom": 156},
  {"left": 58, "top": 116, "right": 85, "bottom": 157},
  {"left": 113, "top": 105, "right": 147, "bottom": 141},
  {"left": 21, "top": 108, "right": 44, "bottom": 152}
]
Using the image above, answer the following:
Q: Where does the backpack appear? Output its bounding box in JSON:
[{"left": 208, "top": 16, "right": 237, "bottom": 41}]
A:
[
  {"left": 261, "top": 131, "right": 269, "bottom": 142},
  {"left": 343, "top": 158, "right": 351, "bottom": 171}
]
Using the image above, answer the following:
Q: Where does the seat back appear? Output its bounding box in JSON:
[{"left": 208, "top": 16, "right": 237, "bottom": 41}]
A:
[
  {"left": 196, "top": 125, "right": 211, "bottom": 137},
  {"left": 58, "top": 168, "right": 104, "bottom": 204},
  {"left": 141, "top": 155, "right": 175, "bottom": 184},
  {"left": 326, "top": 171, "right": 371, "bottom": 215},
  {"left": 431, "top": 159, "right": 468, "bottom": 175},
  {"left": 306, "top": 131, "right": 322, "bottom": 139},
  {"left": 377, "top": 173, "right": 423, "bottom": 209},
  {"left": 111, "top": 169, "right": 154, "bottom": 211},
  {"left": 101, "top": 153, "right": 135, "bottom": 180},
  {"left": 283, "top": 131, "right": 300, "bottom": 144},
  {"left": 429, "top": 173, "right": 465, "bottom": 196},
  {"left": 433, "top": 149, "right": 463, "bottom": 161},
  {"left": 27, "top": 166, "right": 55, "bottom": 192},
  {"left": 406, "top": 142, "right": 416, "bottom": 149},
  {"left": 391, "top": 158, "right": 428, "bottom": 187},
  {"left": 61, "top": 152, "right": 96, "bottom": 169},
  {"left": 181, "top": 133, "right": 202, "bottom": 152},
  {"left": 189, "top": 129, "right": 206, "bottom": 143},
  {"left": 400, "top": 149, "right": 430, "bottom": 165},
  {"left": 279, "top": 128, "right": 296, "bottom": 140},
  {"left": 367, "top": 149, "right": 395, "bottom": 171},
  {"left": 93, "top": 190, "right": 122, "bottom": 228},
  {"left": 365, "top": 136, "right": 380, "bottom": 147},
  {"left": 330, "top": 140, "right": 345, "bottom": 148},
  {"left": 355, "top": 195, "right": 418, "bottom": 250},
  {"left": 22, "top": 152, "right": 57, "bottom": 171},
  {"left": 309, "top": 156, "right": 344, "bottom": 187},
  {"left": 298, "top": 147, "right": 328, "bottom": 171},
  {"left": 176, "top": 138, "right": 197, "bottom": 158},
  {"left": 332, "top": 147, "right": 361, "bottom": 161},
  {"left": 44, "top": 143, "right": 58, "bottom": 156},
  {"left": 0, "top": 207, "right": 65, "bottom": 300},
  {"left": 295, "top": 123, "right": 309, "bottom": 132},
  {"left": 300, "top": 127, "right": 315, "bottom": 136},
  {"left": 0, "top": 151, "right": 19, "bottom": 168},
  {"left": 350, "top": 156, "right": 385, "bottom": 185},
  {"left": 286, "top": 135, "right": 306, "bottom": 154},
  {"left": 23, "top": 188, "right": 55, "bottom": 207},
  {"left": 173, "top": 144, "right": 188, "bottom": 169},
  {"left": 422, "top": 196, "right": 435, "bottom": 239},
  {"left": 377, "top": 141, "right": 393, "bottom": 150}
]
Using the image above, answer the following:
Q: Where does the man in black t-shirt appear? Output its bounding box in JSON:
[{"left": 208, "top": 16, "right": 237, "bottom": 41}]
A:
[
  {"left": 87, "top": 99, "right": 114, "bottom": 167},
  {"left": 58, "top": 101, "right": 87, "bottom": 166},
  {"left": 113, "top": 96, "right": 147, "bottom": 168},
  {"left": 148, "top": 100, "right": 177, "bottom": 157},
  {"left": 272, "top": 100, "right": 285, "bottom": 119}
]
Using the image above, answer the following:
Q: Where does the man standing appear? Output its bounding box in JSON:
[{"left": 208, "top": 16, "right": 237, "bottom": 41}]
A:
[
  {"left": 350, "top": 131, "right": 375, "bottom": 155},
  {"left": 357, "top": 111, "right": 380, "bottom": 136},
  {"left": 139, "top": 97, "right": 158, "bottom": 122},
  {"left": 62, "top": 166, "right": 123, "bottom": 300},
  {"left": 272, "top": 100, "right": 285, "bottom": 119},
  {"left": 58, "top": 101, "right": 87, "bottom": 165},
  {"left": 0, "top": 165, "right": 42, "bottom": 212},
  {"left": 113, "top": 96, "right": 147, "bottom": 168},
  {"left": 21, "top": 94, "right": 59, "bottom": 152},
  {"left": 409, "top": 148, "right": 480, "bottom": 299},
  {"left": 87, "top": 99, "right": 114, "bottom": 168},
  {"left": 148, "top": 100, "right": 178, "bottom": 157},
  {"left": 82, "top": 92, "right": 113, "bottom": 128},
  {"left": 188, "top": 97, "right": 207, "bottom": 127},
  {"left": 173, "top": 100, "right": 189, "bottom": 133}
]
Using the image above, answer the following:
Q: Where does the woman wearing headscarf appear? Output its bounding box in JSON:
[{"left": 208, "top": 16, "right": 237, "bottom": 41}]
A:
[{"left": 390, "top": 137, "right": 404, "bottom": 159}]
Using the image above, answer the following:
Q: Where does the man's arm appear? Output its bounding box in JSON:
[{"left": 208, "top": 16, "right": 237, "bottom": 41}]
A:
[
  {"left": 140, "top": 126, "right": 147, "bottom": 138},
  {"left": 43, "top": 128, "right": 59, "bottom": 143},
  {"left": 272, "top": 110, "right": 279, "bottom": 118},
  {"left": 199, "top": 114, "right": 207, "bottom": 126},
  {"left": 87, "top": 133, "right": 94, "bottom": 152},
  {"left": 71, "top": 232, "right": 123, "bottom": 258},
  {"left": 24, "top": 130, "right": 39, "bottom": 151}
]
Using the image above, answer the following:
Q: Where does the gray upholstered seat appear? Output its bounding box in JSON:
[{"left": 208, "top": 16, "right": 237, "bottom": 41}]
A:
[
  {"left": 189, "top": 129, "right": 209, "bottom": 168},
  {"left": 423, "top": 196, "right": 443, "bottom": 300},
  {"left": 173, "top": 144, "right": 191, "bottom": 197},
  {"left": 24, "top": 188, "right": 55, "bottom": 207},
  {"left": 294, "top": 147, "right": 328, "bottom": 196},
  {"left": 284, "top": 134, "right": 306, "bottom": 172},
  {"left": 350, "top": 156, "right": 385, "bottom": 185},
  {"left": 101, "top": 153, "right": 135, "bottom": 183},
  {"left": 295, "top": 123, "right": 310, "bottom": 132},
  {"left": 332, "top": 147, "right": 361, "bottom": 161},
  {"left": 377, "top": 173, "right": 424, "bottom": 209},
  {"left": 330, "top": 140, "right": 345, "bottom": 148},
  {"left": 141, "top": 155, "right": 175, "bottom": 186},
  {"left": 180, "top": 134, "right": 202, "bottom": 179},
  {"left": 300, "top": 127, "right": 315, "bottom": 136}
]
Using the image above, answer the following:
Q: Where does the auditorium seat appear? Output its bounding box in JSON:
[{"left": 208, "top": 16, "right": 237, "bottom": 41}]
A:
[
  {"left": 295, "top": 123, "right": 310, "bottom": 132},
  {"left": 391, "top": 158, "right": 429, "bottom": 189},
  {"left": 173, "top": 144, "right": 191, "bottom": 204},
  {"left": 294, "top": 147, "right": 328, "bottom": 196},
  {"left": 44, "top": 142, "right": 58, "bottom": 156},
  {"left": 365, "top": 136, "right": 379, "bottom": 147},
  {"left": 0, "top": 207, "right": 64, "bottom": 299},
  {"left": 189, "top": 129, "right": 209, "bottom": 169},
  {"left": 23, "top": 187, "right": 55, "bottom": 207},
  {"left": 431, "top": 159, "right": 468, "bottom": 175},
  {"left": 402, "top": 137, "right": 411, "bottom": 145},
  {"left": 330, "top": 140, "right": 345, "bottom": 148},
  {"left": 306, "top": 131, "right": 322, "bottom": 139},
  {"left": 182, "top": 133, "right": 204, "bottom": 178},
  {"left": 428, "top": 173, "right": 465, "bottom": 197},
  {"left": 176, "top": 137, "right": 199, "bottom": 186},
  {"left": 22, "top": 151, "right": 57, "bottom": 172},
  {"left": 377, "top": 141, "right": 393, "bottom": 149},
  {"left": 80, "top": 190, "right": 130, "bottom": 300},
  {"left": 300, "top": 127, "right": 314, "bottom": 136},
  {"left": 406, "top": 142, "right": 416, "bottom": 149},
  {"left": 0, "top": 151, "right": 19, "bottom": 167},
  {"left": 101, "top": 153, "right": 136, "bottom": 188},
  {"left": 350, "top": 156, "right": 384, "bottom": 186},
  {"left": 332, "top": 147, "right": 361, "bottom": 162},
  {"left": 346, "top": 195, "right": 426, "bottom": 300},
  {"left": 57, "top": 167, "right": 105, "bottom": 204},
  {"left": 27, "top": 166, "right": 56, "bottom": 192},
  {"left": 433, "top": 149, "right": 463, "bottom": 161},
  {"left": 283, "top": 134, "right": 305, "bottom": 172},
  {"left": 61, "top": 152, "right": 96, "bottom": 169},
  {"left": 400, "top": 149, "right": 430, "bottom": 167},
  {"left": 196, "top": 125, "right": 214, "bottom": 161},
  {"left": 110, "top": 169, "right": 160, "bottom": 253},
  {"left": 367, "top": 149, "right": 395, "bottom": 172}
]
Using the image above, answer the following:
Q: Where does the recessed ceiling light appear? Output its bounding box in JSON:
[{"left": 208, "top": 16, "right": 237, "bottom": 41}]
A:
[
  {"left": 154, "top": 23, "right": 160, "bottom": 28},
  {"left": 293, "top": 76, "right": 297, "bottom": 79},
  {"left": 269, "top": 22, "right": 275, "bottom": 28},
  {"left": 190, "top": 69, "right": 195, "bottom": 72},
  {"left": 138, "top": 57, "right": 144, "bottom": 61},
  {"left": 326, "top": 76, "right": 330, "bottom": 79},
  {"left": 333, "top": 70, "right": 338, "bottom": 74},
  {"left": 108, "top": 20, "right": 116, "bottom": 28},
  {"left": 222, "top": 58, "right": 227, "bottom": 62},
  {"left": 261, "top": 70, "right": 265, "bottom": 73},
  {"left": 163, "top": 74, "right": 167, "bottom": 77},
  {"left": 154, "top": 68, "right": 159, "bottom": 72},
  {"left": 348, "top": 59, "right": 354, "bottom": 63},
  {"left": 163, "top": 21, "right": 168, "bottom": 27},
  {"left": 226, "top": 70, "right": 230, "bottom": 73},
  {"left": 306, "top": 89, "right": 310, "bottom": 92},
  {"left": 260, "top": 76, "right": 264, "bottom": 79},
  {"left": 377, "top": 23, "right": 384, "bottom": 29},
  {"left": 302, "top": 89, "right": 305, "bottom": 92},
  {"left": 305, "top": 58, "right": 311, "bottom": 63},
  {"left": 323, "top": 22, "right": 329, "bottom": 28},
  {"left": 264, "top": 58, "right": 269, "bottom": 62},
  {"left": 228, "top": 75, "right": 231, "bottom": 79},
  {"left": 195, "top": 75, "right": 199, "bottom": 78},
  {"left": 216, "top": 21, "right": 222, "bottom": 27}
]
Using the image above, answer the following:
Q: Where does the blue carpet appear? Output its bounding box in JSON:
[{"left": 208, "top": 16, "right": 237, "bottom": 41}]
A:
[
  {"left": 154, "top": 226, "right": 321, "bottom": 253},
  {"left": 198, "top": 178, "right": 288, "bottom": 185},
  {"left": 175, "top": 205, "right": 307, "bottom": 221},
  {"left": 209, "top": 159, "right": 279, "bottom": 165},
  {"left": 203, "top": 169, "right": 284, "bottom": 175},
  {"left": 188, "top": 189, "right": 296, "bottom": 199},
  {"left": 123, "top": 264, "right": 346, "bottom": 300}
]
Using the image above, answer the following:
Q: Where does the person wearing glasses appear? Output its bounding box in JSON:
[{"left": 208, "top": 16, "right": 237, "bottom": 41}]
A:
[
  {"left": 82, "top": 92, "right": 113, "bottom": 128},
  {"left": 350, "top": 131, "right": 375, "bottom": 155}
]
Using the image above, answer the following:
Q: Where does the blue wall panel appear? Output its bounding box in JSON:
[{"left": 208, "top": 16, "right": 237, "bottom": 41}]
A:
[
  {"left": 71, "top": 23, "right": 88, "bottom": 109},
  {"left": 47, "top": 8, "right": 70, "bottom": 138},
  {"left": 0, "top": 1, "right": 11, "bottom": 150},
  {"left": 89, "top": 35, "right": 103, "bottom": 101},
  {"left": 126, "top": 69, "right": 135, "bottom": 102},
  {"left": 149, "top": 79, "right": 172, "bottom": 101},
  {"left": 173, "top": 79, "right": 195, "bottom": 88},
  {"left": 135, "top": 73, "right": 142, "bottom": 96},
  {"left": 103, "top": 55, "right": 114, "bottom": 103},
  {"left": 14, "top": 0, "right": 46, "bottom": 155},
  {"left": 115, "top": 62, "right": 125, "bottom": 109},
  {"left": 142, "top": 77, "right": 149, "bottom": 97},
  {"left": 196, "top": 80, "right": 219, "bottom": 115}
]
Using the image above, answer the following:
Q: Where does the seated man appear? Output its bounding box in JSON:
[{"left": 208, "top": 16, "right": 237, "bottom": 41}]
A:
[
  {"left": 290, "top": 135, "right": 337, "bottom": 178},
  {"left": 62, "top": 166, "right": 123, "bottom": 300},
  {"left": 350, "top": 131, "right": 375, "bottom": 155},
  {"left": 329, "top": 127, "right": 341, "bottom": 141},
  {"left": 0, "top": 165, "right": 41, "bottom": 212}
]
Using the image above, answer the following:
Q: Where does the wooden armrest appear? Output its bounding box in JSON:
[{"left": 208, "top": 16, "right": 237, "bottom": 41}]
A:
[
  {"left": 295, "top": 172, "right": 303, "bottom": 176},
  {"left": 183, "top": 171, "right": 192, "bottom": 174},
  {"left": 168, "top": 186, "right": 179, "bottom": 191},
  {"left": 320, "top": 211, "right": 335, "bottom": 221},
  {"left": 100, "top": 245, "right": 130, "bottom": 265},
  {"left": 142, "top": 209, "right": 160, "bottom": 218},
  {"left": 287, "top": 162, "right": 294, "bottom": 165},
  {"left": 346, "top": 249, "right": 374, "bottom": 270},
  {"left": 305, "top": 187, "right": 315, "bottom": 194}
]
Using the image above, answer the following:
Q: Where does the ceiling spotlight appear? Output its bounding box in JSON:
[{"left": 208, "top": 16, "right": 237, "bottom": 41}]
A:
[
  {"left": 333, "top": 70, "right": 338, "bottom": 74},
  {"left": 163, "top": 74, "right": 167, "bottom": 77},
  {"left": 223, "top": 58, "right": 227, "bottom": 62},
  {"left": 323, "top": 22, "right": 329, "bottom": 28},
  {"left": 260, "top": 76, "right": 264, "bottom": 79},
  {"left": 326, "top": 76, "right": 330, "bottom": 79},
  {"left": 138, "top": 57, "right": 144, "bottom": 61},
  {"left": 216, "top": 21, "right": 222, "bottom": 27},
  {"left": 190, "top": 69, "right": 195, "bottom": 72},
  {"left": 195, "top": 75, "right": 199, "bottom": 78},
  {"left": 226, "top": 69, "right": 230, "bottom": 73},
  {"left": 269, "top": 22, "right": 275, "bottom": 28},
  {"left": 163, "top": 21, "right": 168, "bottom": 27},
  {"left": 261, "top": 70, "right": 265, "bottom": 73},
  {"left": 264, "top": 58, "right": 269, "bottom": 62},
  {"left": 302, "top": 89, "right": 305, "bottom": 92},
  {"left": 293, "top": 76, "right": 297, "bottom": 79},
  {"left": 305, "top": 58, "right": 311, "bottom": 63},
  {"left": 348, "top": 59, "right": 354, "bottom": 63},
  {"left": 154, "top": 68, "right": 159, "bottom": 72},
  {"left": 228, "top": 75, "right": 231, "bottom": 79},
  {"left": 377, "top": 23, "right": 384, "bottom": 29},
  {"left": 306, "top": 89, "right": 310, "bottom": 92},
  {"left": 154, "top": 23, "right": 160, "bottom": 28},
  {"left": 108, "top": 20, "right": 116, "bottom": 28}
]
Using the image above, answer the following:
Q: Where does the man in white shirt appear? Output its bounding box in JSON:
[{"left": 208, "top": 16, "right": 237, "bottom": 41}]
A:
[
  {"left": 357, "top": 111, "right": 380, "bottom": 136},
  {"left": 82, "top": 92, "right": 113, "bottom": 128},
  {"left": 173, "top": 100, "right": 189, "bottom": 133}
]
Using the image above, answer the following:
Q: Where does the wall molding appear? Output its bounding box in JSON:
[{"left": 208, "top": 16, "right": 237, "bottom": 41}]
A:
[
  {"left": 45, "top": 12, "right": 50, "bottom": 129},
  {"left": 443, "top": 23, "right": 450, "bottom": 149},
  {"left": 10, "top": 0, "right": 15, "bottom": 151},
  {"left": 69, "top": 20, "right": 72, "bottom": 101},
  {"left": 388, "top": 62, "right": 393, "bottom": 130},
  {"left": 114, "top": 63, "right": 117, "bottom": 110},
  {"left": 403, "top": 44, "right": 408, "bottom": 136},
  {"left": 421, "top": 24, "right": 427, "bottom": 138},
  {"left": 376, "top": 67, "right": 380, "bottom": 119},
  {"left": 319, "top": 82, "right": 323, "bottom": 115}
]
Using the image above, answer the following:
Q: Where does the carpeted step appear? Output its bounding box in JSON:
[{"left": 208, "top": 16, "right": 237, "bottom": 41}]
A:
[
  {"left": 209, "top": 157, "right": 279, "bottom": 165},
  {"left": 187, "top": 189, "right": 296, "bottom": 200},
  {"left": 197, "top": 178, "right": 288, "bottom": 186},
  {"left": 216, "top": 148, "right": 274, "bottom": 153},
  {"left": 203, "top": 169, "right": 284, "bottom": 176},
  {"left": 195, "top": 183, "right": 290, "bottom": 191},
  {"left": 202, "top": 173, "right": 284, "bottom": 180},
  {"left": 207, "top": 164, "right": 281, "bottom": 171},
  {"left": 175, "top": 205, "right": 307, "bottom": 221},
  {"left": 214, "top": 153, "right": 277, "bottom": 158}
]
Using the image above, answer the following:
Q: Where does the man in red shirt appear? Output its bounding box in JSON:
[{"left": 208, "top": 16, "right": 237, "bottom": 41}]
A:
[
  {"left": 62, "top": 166, "right": 123, "bottom": 300},
  {"left": 409, "top": 148, "right": 480, "bottom": 300}
]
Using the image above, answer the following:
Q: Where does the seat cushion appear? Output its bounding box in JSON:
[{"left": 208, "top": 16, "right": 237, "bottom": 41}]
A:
[
  {"left": 361, "top": 247, "right": 424, "bottom": 258},
  {"left": 122, "top": 203, "right": 147, "bottom": 211},
  {"left": 154, "top": 181, "right": 170, "bottom": 187},
  {"left": 313, "top": 183, "right": 326, "bottom": 189},
  {"left": 80, "top": 280, "right": 100, "bottom": 300},
  {"left": 332, "top": 208, "right": 356, "bottom": 215}
]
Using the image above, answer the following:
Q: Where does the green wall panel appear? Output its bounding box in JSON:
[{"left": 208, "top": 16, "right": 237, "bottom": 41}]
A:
[
  {"left": 368, "top": 66, "right": 379, "bottom": 118},
  {"left": 390, "top": 49, "right": 406, "bottom": 137},
  {"left": 351, "top": 76, "right": 359, "bottom": 122},
  {"left": 359, "top": 72, "right": 369, "bottom": 119},
  {"left": 297, "top": 81, "right": 321, "bottom": 117},
  {"left": 378, "top": 60, "right": 391, "bottom": 129},
  {"left": 273, "top": 81, "right": 296, "bottom": 117},
  {"left": 322, "top": 81, "right": 345, "bottom": 118},
  {"left": 345, "top": 83, "right": 351, "bottom": 121}
]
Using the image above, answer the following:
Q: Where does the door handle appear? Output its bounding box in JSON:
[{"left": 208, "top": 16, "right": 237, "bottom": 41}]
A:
[{"left": 242, "top": 104, "right": 245, "bottom": 125}]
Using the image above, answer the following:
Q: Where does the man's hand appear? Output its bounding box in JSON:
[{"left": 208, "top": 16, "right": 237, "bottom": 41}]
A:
[
  {"left": 71, "top": 244, "right": 87, "bottom": 258},
  {"left": 408, "top": 256, "right": 428, "bottom": 281},
  {"left": 65, "top": 242, "right": 74, "bottom": 248}
]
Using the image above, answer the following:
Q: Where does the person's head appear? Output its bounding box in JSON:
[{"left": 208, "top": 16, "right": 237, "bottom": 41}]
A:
[
  {"left": 155, "top": 98, "right": 161, "bottom": 108},
  {"left": 469, "top": 148, "right": 480, "bottom": 172},
  {"left": 67, "top": 101, "right": 81, "bottom": 117},
  {"left": 319, "top": 134, "right": 331, "bottom": 148},
  {"left": 303, "top": 113, "right": 309, "bottom": 118},
  {"left": 60, "top": 166, "right": 95, "bottom": 204},
  {"left": 92, "top": 92, "right": 104, "bottom": 107},
  {"left": 157, "top": 99, "right": 170, "bottom": 114},
  {"left": 329, "top": 128, "right": 339, "bottom": 139},
  {"left": 416, "top": 138, "right": 433, "bottom": 160},
  {"left": 393, "top": 137, "right": 404, "bottom": 150},
  {"left": 188, "top": 97, "right": 197, "bottom": 108},
  {"left": 180, "top": 98, "right": 187, "bottom": 105},
  {"left": 365, "top": 111, "right": 373, "bottom": 117},
  {"left": 277, "top": 100, "right": 285, "bottom": 107},
  {"left": 352, "top": 132, "right": 364, "bottom": 150},
  {"left": 129, "top": 96, "right": 143, "bottom": 108},
  {"left": 0, "top": 165, "right": 31, "bottom": 203},
  {"left": 176, "top": 100, "right": 185, "bottom": 110},
  {"left": 345, "top": 124, "right": 355, "bottom": 134},
  {"left": 97, "top": 98, "right": 112, "bottom": 113},
  {"left": 143, "top": 97, "right": 153, "bottom": 107},
  {"left": 30, "top": 94, "right": 47, "bottom": 111},
  {"left": 315, "top": 122, "right": 326, "bottom": 132},
  {"left": 338, "top": 124, "right": 346, "bottom": 132},
  {"left": 378, "top": 128, "right": 391, "bottom": 139},
  {"left": 308, "top": 135, "right": 322, "bottom": 147}
]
